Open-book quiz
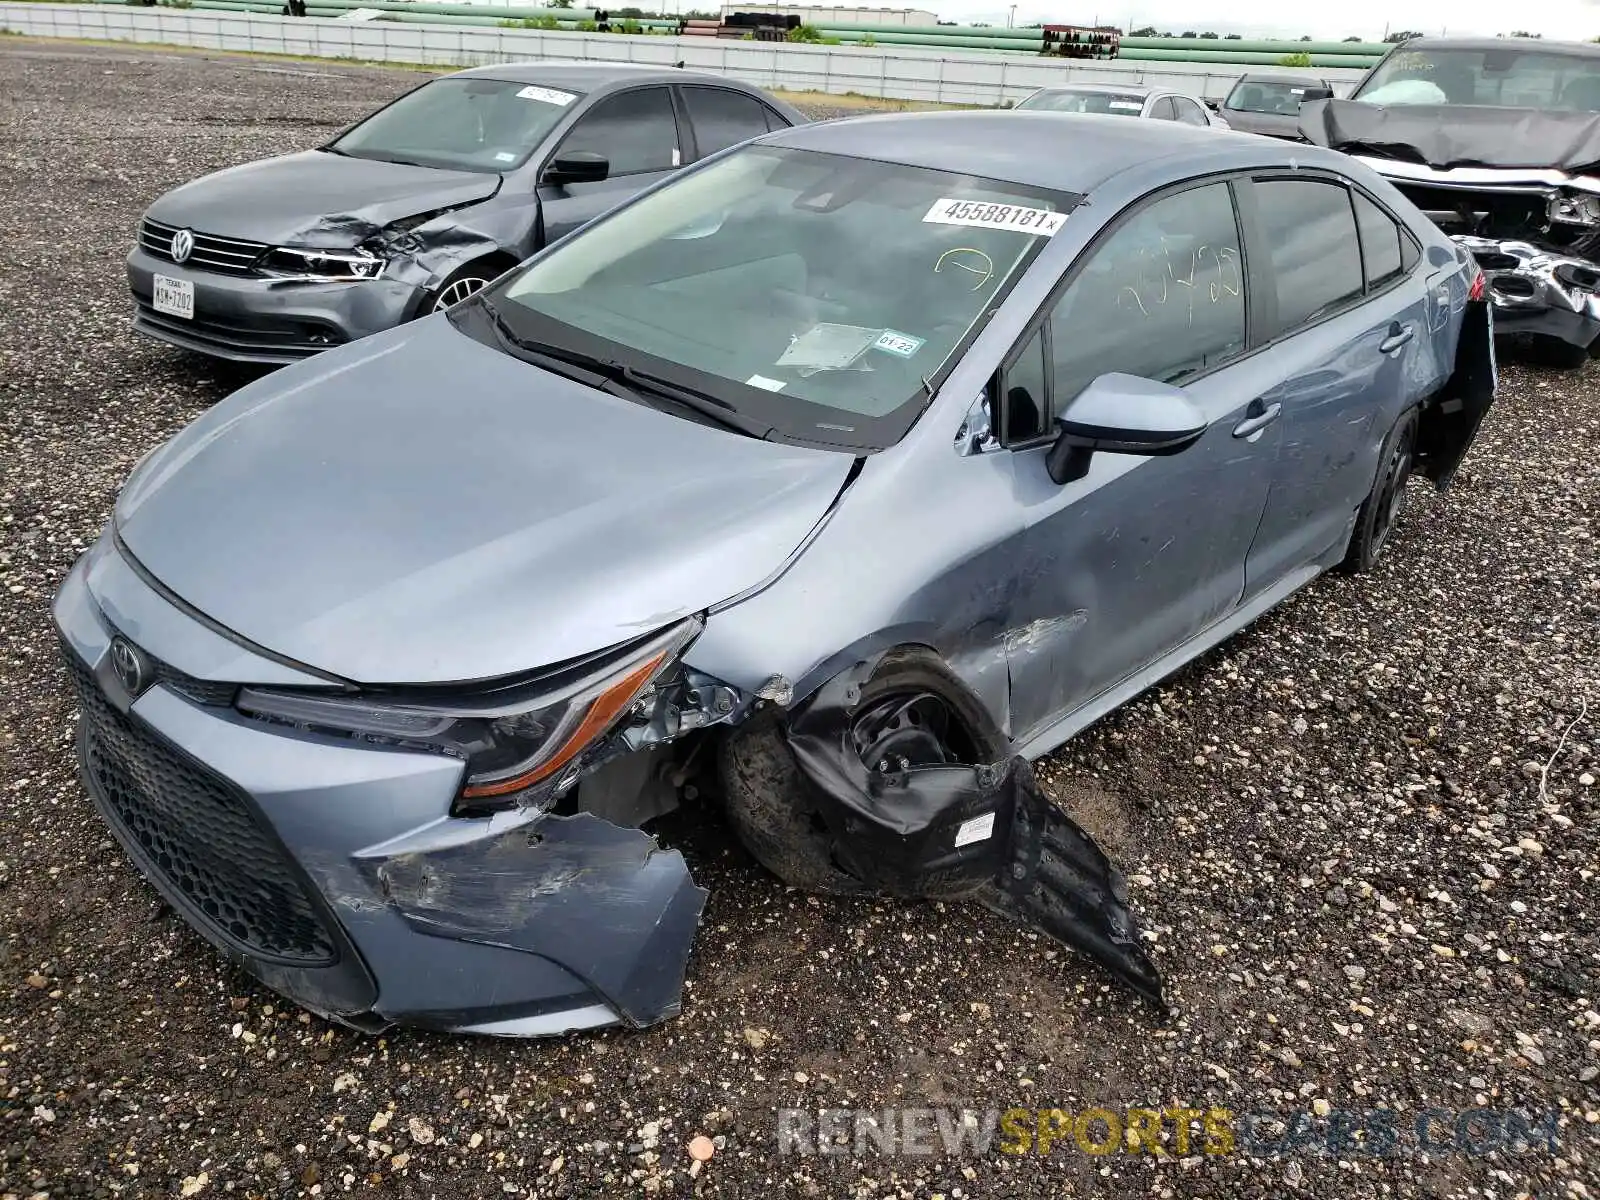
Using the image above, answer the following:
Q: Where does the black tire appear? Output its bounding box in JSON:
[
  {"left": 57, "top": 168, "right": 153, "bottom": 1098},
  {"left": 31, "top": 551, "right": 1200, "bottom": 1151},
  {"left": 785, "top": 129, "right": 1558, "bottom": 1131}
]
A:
[
  {"left": 420, "top": 260, "right": 512, "bottom": 316},
  {"left": 718, "top": 652, "right": 1004, "bottom": 895},
  {"left": 1340, "top": 407, "right": 1418, "bottom": 575}
]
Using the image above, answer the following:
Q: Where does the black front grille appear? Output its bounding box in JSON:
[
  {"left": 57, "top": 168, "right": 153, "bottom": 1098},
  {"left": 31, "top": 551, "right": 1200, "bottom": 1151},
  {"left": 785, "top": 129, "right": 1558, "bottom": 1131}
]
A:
[
  {"left": 140, "top": 217, "right": 268, "bottom": 276},
  {"left": 134, "top": 301, "right": 343, "bottom": 360},
  {"left": 64, "top": 648, "right": 337, "bottom": 965}
]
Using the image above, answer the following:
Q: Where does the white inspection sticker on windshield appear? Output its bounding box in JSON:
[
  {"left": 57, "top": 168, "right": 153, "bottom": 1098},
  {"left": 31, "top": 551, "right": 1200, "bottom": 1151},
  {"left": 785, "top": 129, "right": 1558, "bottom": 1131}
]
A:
[
  {"left": 516, "top": 85, "right": 577, "bottom": 105},
  {"left": 1109, "top": 100, "right": 1144, "bottom": 111},
  {"left": 923, "top": 198, "right": 1066, "bottom": 236}
]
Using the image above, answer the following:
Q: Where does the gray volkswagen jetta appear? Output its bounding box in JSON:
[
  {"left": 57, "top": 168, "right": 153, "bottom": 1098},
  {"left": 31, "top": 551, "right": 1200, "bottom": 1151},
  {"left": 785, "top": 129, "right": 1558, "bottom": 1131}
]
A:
[
  {"left": 127, "top": 62, "right": 803, "bottom": 363},
  {"left": 59, "top": 111, "right": 1495, "bottom": 1036}
]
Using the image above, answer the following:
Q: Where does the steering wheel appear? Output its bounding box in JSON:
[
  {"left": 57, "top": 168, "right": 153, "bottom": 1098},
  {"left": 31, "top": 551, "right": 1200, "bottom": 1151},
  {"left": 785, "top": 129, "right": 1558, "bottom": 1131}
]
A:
[{"left": 934, "top": 247, "right": 995, "bottom": 292}]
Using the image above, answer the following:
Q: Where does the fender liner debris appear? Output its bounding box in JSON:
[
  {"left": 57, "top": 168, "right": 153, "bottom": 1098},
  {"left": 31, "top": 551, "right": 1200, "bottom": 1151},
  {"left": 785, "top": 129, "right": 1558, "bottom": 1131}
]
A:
[{"left": 784, "top": 654, "right": 1166, "bottom": 1008}]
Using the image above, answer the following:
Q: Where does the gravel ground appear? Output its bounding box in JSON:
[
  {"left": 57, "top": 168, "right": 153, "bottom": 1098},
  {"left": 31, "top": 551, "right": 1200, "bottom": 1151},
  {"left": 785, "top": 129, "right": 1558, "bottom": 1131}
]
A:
[{"left": 2, "top": 39, "right": 1599, "bottom": 1200}]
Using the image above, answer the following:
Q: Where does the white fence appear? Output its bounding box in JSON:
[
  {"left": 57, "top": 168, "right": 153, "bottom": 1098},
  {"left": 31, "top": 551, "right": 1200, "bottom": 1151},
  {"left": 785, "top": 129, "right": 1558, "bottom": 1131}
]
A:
[{"left": 0, "top": 2, "right": 1366, "bottom": 104}]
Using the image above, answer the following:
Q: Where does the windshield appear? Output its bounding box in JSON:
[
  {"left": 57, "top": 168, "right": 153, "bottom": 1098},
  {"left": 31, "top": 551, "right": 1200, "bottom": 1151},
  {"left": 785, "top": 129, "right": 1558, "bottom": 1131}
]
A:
[
  {"left": 1225, "top": 79, "right": 1317, "bottom": 114},
  {"left": 1355, "top": 46, "right": 1600, "bottom": 110},
  {"left": 486, "top": 145, "right": 1076, "bottom": 449},
  {"left": 330, "top": 77, "right": 579, "bottom": 172},
  {"left": 1018, "top": 89, "right": 1145, "bottom": 116}
]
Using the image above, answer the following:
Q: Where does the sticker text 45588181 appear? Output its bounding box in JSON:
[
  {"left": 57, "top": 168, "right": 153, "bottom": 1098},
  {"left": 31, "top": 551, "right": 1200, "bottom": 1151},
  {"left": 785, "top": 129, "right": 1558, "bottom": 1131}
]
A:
[{"left": 923, "top": 199, "right": 1067, "bottom": 237}]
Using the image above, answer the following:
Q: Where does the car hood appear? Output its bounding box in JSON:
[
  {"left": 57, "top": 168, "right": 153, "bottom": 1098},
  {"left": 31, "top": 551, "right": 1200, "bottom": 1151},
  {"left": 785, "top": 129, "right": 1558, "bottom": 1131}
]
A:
[
  {"left": 1300, "top": 98, "right": 1600, "bottom": 173},
  {"left": 113, "top": 318, "right": 855, "bottom": 685},
  {"left": 1221, "top": 109, "right": 1301, "bottom": 137},
  {"left": 145, "top": 150, "right": 501, "bottom": 247}
]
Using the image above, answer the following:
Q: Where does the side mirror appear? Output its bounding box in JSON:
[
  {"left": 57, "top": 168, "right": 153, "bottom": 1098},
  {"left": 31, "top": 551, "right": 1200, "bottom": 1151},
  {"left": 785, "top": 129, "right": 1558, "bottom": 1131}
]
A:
[
  {"left": 1204, "top": 98, "right": 1221, "bottom": 111},
  {"left": 1044, "top": 373, "right": 1208, "bottom": 485},
  {"left": 1301, "top": 87, "right": 1335, "bottom": 103},
  {"left": 543, "top": 150, "right": 610, "bottom": 186}
]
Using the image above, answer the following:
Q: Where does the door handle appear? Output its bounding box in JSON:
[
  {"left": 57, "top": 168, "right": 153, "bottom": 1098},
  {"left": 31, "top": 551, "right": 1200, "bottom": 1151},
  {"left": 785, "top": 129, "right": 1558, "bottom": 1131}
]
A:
[
  {"left": 1380, "top": 324, "right": 1415, "bottom": 354},
  {"left": 1232, "top": 401, "right": 1282, "bottom": 439}
]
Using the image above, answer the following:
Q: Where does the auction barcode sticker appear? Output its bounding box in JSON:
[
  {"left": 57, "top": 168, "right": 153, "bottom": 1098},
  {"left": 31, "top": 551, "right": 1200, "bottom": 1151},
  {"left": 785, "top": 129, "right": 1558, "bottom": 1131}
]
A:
[
  {"left": 923, "top": 198, "right": 1066, "bottom": 236},
  {"left": 954, "top": 812, "right": 996, "bottom": 848},
  {"left": 517, "top": 85, "right": 577, "bottom": 106}
]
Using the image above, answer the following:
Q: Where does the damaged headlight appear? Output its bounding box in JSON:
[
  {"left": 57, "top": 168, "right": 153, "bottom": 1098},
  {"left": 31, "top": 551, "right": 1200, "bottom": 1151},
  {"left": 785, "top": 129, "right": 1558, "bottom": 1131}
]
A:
[
  {"left": 1549, "top": 191, "right": 1600, "bottom": 228},
  {"left": 236, "top": 620, "right": 700, "bottom": 814},
  {"left": 259, "top": 246, "right": 387, "bottom": 281}
]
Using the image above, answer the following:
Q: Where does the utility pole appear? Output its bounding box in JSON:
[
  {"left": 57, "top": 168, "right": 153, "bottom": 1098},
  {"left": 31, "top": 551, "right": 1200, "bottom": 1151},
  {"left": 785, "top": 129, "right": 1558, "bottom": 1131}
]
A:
[{"left": 1007, "top": 4, "right": 1016, "bottom": 27}]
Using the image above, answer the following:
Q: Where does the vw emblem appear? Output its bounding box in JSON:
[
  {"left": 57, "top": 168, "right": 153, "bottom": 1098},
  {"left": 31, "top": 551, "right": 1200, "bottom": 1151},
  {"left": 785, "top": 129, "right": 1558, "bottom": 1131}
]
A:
[
  {"left": 109, "top": 637, "right": 149, "bottom": 698},
  {"left": 169, "top": 228, "right": 195, "bottom": 264}
]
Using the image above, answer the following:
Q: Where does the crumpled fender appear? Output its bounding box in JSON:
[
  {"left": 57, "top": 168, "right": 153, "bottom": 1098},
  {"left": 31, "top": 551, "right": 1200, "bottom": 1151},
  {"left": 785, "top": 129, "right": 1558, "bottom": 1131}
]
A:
[
  {"left": 783, "top": 652, "right": 1166, "bottom": 1009},
  {"left": 276, "top": 203, "right": 510, "bottom": 295}
]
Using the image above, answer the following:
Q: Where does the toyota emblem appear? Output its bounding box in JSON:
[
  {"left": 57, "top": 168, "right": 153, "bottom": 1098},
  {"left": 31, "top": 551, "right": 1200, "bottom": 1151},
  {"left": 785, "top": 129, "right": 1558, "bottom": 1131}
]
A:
[
  {"left": 109, "top": 637, "right": 149, "bottom": 698},
  {"left": 169, "top": 228, "right": 195, "bottom": 264}
]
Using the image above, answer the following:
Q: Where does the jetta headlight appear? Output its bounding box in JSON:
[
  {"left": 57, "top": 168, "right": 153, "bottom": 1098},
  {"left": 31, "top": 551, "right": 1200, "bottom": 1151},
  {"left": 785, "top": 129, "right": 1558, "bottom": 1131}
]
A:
[
  {"left": 259, "top": 246, "right": 386, "bottom": 281},
  {"left": 236, "top": 620, "right": 700, "bottom": 813}
]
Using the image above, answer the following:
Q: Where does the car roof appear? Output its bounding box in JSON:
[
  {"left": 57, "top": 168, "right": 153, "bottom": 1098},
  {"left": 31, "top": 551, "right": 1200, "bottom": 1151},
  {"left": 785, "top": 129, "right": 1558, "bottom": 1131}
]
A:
[
  {"left": 764, "top": 110, "right": 1307, "bottom": 194},
  {"left": 1234, "top": 73, "right": 1326, "bottom": 86},
  {"left": 450, "top": 61, "right": 743, "bottom": 91},
  {"left": 1394, "top": 35, "right": 1600, "bottom": 56},
  {"left": 1032, "top": 83, "right": 1155, "bottom": 97}
]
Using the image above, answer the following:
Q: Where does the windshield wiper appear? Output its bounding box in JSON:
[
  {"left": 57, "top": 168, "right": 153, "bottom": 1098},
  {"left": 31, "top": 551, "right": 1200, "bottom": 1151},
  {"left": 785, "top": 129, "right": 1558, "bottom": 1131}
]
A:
[
  {"left": 475, "top": 299, "right": 772, "bottom": 438},
  {"left": 479, "top": 298, "right": 640, "bottom": 398}
]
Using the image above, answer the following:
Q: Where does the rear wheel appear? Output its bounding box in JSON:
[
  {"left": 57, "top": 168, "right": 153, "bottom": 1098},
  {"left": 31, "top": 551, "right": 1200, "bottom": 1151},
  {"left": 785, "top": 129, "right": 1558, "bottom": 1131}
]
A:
[
  {"left": 1340, "top": 407, "right": 1418, "bottom": 574},
  {"left": 719, "top": 653, "right": 1003, "bottom": 895}
]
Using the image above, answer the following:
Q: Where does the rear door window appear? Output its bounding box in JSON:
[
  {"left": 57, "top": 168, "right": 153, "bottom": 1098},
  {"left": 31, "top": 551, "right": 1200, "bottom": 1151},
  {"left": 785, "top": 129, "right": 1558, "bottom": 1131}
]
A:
[
  {"left": 1353, "top": 191, "right": 1406, "bottom": 289},
  {"left": 557, "top": 86, "right": 680, "bottom": 176},
  {"left": 681, "top": 86, "right": 776, "bottom": 158},
  {"left": 1048, "top": 181, "right": 1247, "bottom": 408},
  {"left": 1252, "top": 178, "right": 1365, "bottom": 334}
]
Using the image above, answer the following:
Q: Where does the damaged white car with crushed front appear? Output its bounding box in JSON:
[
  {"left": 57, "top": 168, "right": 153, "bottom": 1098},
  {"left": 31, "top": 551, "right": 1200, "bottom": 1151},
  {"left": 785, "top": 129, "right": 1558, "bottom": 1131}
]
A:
[{"left": 55, "top": 111, "right": 1495, "bottom": 1035}]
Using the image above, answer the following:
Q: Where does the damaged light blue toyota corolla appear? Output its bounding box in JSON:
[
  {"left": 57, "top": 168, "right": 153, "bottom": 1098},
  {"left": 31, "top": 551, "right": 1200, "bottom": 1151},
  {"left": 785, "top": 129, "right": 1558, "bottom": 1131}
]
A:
[{"left": 55, "top": 111, "right": 1496, "bottom": 1036}]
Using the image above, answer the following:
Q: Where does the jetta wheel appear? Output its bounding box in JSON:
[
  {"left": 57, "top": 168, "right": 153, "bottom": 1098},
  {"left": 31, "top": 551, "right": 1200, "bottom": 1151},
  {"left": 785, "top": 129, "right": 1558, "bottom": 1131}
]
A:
[
  {"left": 1340, "top": 407, "right": 1418, "bottom": 574},
  {"left": 428, "top": 270, "right": 495, "bottom": 313}
]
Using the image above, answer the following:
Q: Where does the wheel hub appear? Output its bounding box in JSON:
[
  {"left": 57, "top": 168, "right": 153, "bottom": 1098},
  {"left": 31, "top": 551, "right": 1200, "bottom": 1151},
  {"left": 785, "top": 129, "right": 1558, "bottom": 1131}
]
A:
[{"left": 849, "top": 693, "right": 956, "bottom": 774}]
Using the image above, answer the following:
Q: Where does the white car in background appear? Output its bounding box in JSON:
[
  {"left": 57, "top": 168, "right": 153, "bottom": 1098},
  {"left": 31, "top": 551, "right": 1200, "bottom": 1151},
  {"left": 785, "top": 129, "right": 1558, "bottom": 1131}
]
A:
[{"left": 1014, "top": 83, "right": 1230, "bottom": 128}]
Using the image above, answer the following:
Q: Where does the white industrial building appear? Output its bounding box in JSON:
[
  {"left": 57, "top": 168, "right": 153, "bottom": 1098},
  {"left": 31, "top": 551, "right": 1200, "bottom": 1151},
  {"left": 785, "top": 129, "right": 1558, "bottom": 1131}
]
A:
[{"left": 719, "top": 4, "right": 939, "bottom": 25}]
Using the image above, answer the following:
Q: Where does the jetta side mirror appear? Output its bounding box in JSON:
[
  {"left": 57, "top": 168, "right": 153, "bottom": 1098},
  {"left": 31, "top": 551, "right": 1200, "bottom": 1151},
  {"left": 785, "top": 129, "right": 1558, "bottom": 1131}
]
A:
[
  {"left": 543, "top": 150, "right": 610, "bottom": 186},
  {"left": 1045, "top": 373, "right": 1209, "bottom": 485}
]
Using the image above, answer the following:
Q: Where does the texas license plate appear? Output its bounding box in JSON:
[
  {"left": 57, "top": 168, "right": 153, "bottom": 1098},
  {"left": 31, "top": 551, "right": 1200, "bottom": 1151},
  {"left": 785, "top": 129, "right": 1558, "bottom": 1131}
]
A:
[{"left": 152, "top": 274, "right": 194, "bottom": 320}]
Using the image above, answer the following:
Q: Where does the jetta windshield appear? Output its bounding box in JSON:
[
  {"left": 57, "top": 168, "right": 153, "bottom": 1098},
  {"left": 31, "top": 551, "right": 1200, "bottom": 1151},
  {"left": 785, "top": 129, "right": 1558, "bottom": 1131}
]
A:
[
  {"left": 1356, "top": 46, "right": 1600, "bottom": 110},
  {"left": 488, "top": 145, "right": 1077, "bottom": 449},
  {"left": 329, "top": 77, "right": 578, "bottom": 172}
]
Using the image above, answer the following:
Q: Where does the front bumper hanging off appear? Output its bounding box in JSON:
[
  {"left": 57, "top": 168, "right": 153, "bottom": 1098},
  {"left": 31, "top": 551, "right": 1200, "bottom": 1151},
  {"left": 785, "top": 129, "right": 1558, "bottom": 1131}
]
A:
[{"left": 1458, "top": 235, "right": 1600, "bottom": 351}]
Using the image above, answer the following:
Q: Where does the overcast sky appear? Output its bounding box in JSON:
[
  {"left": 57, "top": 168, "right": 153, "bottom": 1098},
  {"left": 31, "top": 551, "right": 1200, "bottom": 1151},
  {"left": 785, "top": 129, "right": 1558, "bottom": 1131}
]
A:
[{"left": 937, "top": 0, "right": 1600, "bottom": 39}]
